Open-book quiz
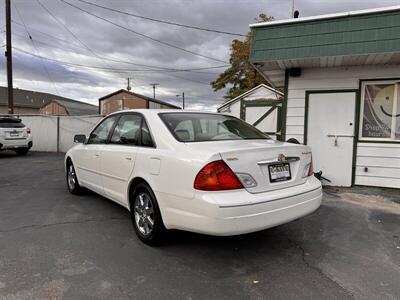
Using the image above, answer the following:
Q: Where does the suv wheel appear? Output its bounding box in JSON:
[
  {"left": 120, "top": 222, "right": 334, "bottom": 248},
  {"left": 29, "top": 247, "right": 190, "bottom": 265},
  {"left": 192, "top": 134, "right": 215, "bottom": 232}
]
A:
[{"left": 131, "top": 183, "right": 166, "bottom": 246}]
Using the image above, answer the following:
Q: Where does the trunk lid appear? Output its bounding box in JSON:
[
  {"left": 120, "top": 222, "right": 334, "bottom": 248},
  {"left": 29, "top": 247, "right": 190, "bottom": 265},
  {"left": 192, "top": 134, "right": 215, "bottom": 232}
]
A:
[
  {"left": 186, "top": 140, "right": 312, "bottom": 193},
  {"left": 4, "top": 128, "right": 27, "bottom": 139}
]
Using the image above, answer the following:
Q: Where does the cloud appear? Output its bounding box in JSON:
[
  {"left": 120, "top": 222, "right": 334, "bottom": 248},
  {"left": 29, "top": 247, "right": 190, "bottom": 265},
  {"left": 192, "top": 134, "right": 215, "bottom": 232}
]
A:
[{"left": 0, "top": 0, "right": 399, "bottom": 111}]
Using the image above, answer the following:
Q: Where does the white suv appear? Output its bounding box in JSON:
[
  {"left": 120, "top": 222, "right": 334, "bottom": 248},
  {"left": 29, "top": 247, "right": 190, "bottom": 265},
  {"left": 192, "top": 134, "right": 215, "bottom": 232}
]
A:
[{"left": 0, "top": 116, "right": 33, "bottom": 155}]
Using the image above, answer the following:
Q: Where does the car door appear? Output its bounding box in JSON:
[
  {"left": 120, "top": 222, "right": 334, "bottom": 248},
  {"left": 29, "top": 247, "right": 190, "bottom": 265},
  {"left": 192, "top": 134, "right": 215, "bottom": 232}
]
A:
[
  {"left": 100, "top": 113, "right": 142, "bottom": 205},
  {"left": 74, "top": 115, "right": 119, "bottom": 194}
]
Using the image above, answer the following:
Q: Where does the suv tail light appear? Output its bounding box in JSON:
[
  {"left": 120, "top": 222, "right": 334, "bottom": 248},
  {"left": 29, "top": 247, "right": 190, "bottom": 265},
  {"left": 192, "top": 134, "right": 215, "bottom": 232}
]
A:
[
  {"left": 27, "top": 128, "right": 31, "bottom": 134},
  {"left": 194, "top": 160, "right": 243, "bottom": 191}
]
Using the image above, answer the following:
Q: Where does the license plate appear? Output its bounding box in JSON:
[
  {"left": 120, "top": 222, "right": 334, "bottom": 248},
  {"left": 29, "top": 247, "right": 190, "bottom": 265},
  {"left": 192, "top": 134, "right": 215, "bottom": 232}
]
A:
[
  {"left": 268, "top": 163, "right": 291, "bottom": 183},
  {"left": 10, "top": 132, "right": 20, "bottom": 137}
]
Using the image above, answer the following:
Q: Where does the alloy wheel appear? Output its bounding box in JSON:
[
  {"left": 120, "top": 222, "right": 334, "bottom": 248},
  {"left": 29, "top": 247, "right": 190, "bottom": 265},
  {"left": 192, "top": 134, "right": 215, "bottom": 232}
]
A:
[
  {"left": 67, "top": 164, "right": 76, "bottom": 190},
  {"left": 134, "top": 193, "right": 154, "bottom": 236}
]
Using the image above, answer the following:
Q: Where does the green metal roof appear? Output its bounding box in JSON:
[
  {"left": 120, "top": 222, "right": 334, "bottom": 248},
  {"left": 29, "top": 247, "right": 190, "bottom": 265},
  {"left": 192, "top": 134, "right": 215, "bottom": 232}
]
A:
[{"left": 250, "top": 8, "right": 400, "bottom": 63}]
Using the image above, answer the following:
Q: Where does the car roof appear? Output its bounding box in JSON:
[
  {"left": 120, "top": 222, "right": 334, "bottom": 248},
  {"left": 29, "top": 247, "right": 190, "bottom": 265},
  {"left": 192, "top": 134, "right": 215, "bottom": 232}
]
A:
[{"left": 108, "top": 109, "right": 223, "bottom": 116}]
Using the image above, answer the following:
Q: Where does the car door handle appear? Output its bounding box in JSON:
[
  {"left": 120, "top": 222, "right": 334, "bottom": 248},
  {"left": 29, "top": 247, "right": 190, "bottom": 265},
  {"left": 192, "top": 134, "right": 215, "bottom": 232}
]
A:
[
  {"left": 95, "top": 154, "right": 100, "bottom": 157},
  {"left": 125, "top": 157, "right": 132, "bottom": 161}
]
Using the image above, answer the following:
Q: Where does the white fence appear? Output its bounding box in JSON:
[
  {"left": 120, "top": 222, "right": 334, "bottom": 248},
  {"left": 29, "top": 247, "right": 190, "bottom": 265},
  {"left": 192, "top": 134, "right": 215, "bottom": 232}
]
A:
[{"left": 12, "top": 115, "right": 103, "bottom": 152}]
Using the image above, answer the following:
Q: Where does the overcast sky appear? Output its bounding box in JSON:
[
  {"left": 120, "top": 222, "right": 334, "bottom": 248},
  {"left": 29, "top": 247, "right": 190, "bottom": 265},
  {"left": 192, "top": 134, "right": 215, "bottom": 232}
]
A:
[{"left": 1, "top": 0, "right": 400, "bottom": 111}]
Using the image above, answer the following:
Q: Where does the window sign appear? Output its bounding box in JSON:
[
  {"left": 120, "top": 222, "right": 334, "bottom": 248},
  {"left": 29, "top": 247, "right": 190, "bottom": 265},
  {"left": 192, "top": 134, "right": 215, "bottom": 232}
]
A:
[{"left": 360, "top": 82, "right": 399, "bottom": 141}]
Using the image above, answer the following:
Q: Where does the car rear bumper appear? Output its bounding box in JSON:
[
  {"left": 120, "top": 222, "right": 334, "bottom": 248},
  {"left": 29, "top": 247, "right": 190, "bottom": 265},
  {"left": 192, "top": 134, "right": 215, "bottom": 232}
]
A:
[
  {"left": 0, "top": 138, "right": 32, "bottom": 150},
  {"left": 159, "top": 176, "right": 322, "bottom": 236}
]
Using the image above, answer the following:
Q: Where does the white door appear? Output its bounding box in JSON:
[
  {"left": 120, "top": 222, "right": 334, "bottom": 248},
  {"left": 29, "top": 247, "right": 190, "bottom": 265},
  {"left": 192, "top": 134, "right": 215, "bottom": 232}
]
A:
[
  {"left": 75, "top": 115, "right": 119, "bottom": 194},
  {"left": 100, "top": 114, "right": 141, "bottom": 205},
  {"left": 307, "top": 92, "right": 356, "bottom": 186}
]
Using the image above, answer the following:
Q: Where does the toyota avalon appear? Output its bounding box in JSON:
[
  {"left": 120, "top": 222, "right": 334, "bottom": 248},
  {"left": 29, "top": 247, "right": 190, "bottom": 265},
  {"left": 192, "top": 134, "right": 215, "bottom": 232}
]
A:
[{"left": 65, "top": 110, "right": 322, "bottom": 245}]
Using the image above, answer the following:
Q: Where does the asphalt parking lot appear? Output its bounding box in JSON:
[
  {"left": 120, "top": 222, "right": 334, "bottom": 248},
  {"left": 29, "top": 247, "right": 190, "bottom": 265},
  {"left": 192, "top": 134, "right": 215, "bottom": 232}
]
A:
[{"left": 0, "top": 152, "right": 399, "bottom": 300}]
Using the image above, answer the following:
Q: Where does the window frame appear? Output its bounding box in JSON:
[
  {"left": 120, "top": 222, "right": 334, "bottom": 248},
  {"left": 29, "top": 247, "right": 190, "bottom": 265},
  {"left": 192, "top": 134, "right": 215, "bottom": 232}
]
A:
[
  {"left": 359, "top": 80, "right": 400, "bottom": 142},
  {"left": 86, "top": 114, "right": 120, "bottom": 145},
  {"left": 88, "top": 112, "right": 156, "bottom": 148}
]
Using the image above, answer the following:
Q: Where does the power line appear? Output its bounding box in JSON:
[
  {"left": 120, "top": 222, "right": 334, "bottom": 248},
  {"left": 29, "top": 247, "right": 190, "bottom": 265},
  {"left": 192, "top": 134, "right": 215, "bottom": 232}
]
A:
[
  {"left": 75, "top": 0, "right": 245, "bottom": 37},
  {"left": 60, "top": 0, "right": 228, "bottom": 64},
  {"left": 13, "top": 1, "right": 60, "bottom": 96},
  {"left": 13, "top": 28, "right": 227, "bottom": 73},
  {"left": 36, "top": 0, "right": 127, "bottom": 78},
  {"left": 12, "top": 46, "right": 218, "bottom": 90},
  {"left": 13, "top": 47, "right": 222, "bottom": 76},
  {"left": 14, "top": 46, "right": 214, "bottom": 89},
  {"left": 12, "top": 31, "right": 92, "bottom": 54},
  {"left": 13, "top": 47, "right": 145, "bottom": 72},
  {"left": 12, "top": 20, "right": 81, "bottom": 46},
  {"left": 165, "top": 72, "right": 211, "bottom": 86},
  {"left": 13, "top": 11, "right": 230, "bottom": 72},
  {"left": 13, "top": 14, "right": 228, "bottom": 73}
]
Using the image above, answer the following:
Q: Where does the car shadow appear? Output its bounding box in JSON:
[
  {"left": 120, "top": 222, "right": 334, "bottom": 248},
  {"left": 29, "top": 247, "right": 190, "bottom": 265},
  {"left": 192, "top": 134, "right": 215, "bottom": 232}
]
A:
[
  {"left": 78, "top": 187, "right": 301, "bottom": 254},
  {"left": 0, "top": 150, "right": 22, "bottom": 158}
]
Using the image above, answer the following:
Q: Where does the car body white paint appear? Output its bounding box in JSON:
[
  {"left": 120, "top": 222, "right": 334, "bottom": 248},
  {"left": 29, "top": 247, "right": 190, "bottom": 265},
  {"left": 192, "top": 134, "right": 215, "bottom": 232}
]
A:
[{"left": 65, "top": 109, "right": 322, "bottom": 236}]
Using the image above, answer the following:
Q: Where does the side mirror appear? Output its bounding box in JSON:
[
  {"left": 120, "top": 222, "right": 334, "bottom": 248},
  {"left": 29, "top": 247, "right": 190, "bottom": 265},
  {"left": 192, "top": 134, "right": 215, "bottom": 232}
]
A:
[{"left": 74, "top": 134, "right": 86, "bottom": 143}]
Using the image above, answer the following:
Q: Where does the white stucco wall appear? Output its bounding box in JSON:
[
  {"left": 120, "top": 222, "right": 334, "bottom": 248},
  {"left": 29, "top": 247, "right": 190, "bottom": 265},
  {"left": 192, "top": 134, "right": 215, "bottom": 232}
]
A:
[
  {"left": 17, "top": 115, "right": 102, "bottom": 153},
  {"left": 286, "top": 65, "right": 400, "bottom": 188}
]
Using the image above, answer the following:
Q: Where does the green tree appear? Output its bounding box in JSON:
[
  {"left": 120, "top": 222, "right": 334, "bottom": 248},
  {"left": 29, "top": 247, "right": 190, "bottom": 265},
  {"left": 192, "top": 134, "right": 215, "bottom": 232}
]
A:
[{"left": 211, "top": 14, "right": 273, "bottom": 100}]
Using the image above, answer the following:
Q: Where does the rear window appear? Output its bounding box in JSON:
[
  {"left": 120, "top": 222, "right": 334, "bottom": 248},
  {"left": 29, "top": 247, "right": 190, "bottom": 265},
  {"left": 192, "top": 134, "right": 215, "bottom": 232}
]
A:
[
  {"left": 159, "top": 113, "right": 270, "bottom": 142},
  {"left": 0, "top": 118, "right": 25, "bottom": 128}
]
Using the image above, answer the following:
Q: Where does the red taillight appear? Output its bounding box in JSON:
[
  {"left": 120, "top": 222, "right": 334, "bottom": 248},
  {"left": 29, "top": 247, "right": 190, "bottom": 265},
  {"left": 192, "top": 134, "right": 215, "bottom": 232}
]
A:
[
  {"left": 194, "top": 160, "right": 243, "bottom": 191},
  {"left": 308, "top": 156, "right": 314, "bottom": 177},
  {"left": 27, "top": 128, "right": 31, "bottom": 134}
]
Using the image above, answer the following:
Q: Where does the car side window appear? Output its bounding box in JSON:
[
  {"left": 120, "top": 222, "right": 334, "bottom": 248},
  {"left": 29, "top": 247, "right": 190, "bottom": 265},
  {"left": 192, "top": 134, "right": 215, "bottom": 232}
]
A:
[
  {"left": 110, "top": 114, "right": 142, "bottom": 145},
  {"left": 87, "top": 115, "right": 118, "bottom": 144}
]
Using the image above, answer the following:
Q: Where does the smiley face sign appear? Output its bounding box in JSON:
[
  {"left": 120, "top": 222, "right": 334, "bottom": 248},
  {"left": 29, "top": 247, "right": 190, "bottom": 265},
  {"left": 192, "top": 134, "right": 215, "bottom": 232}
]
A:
[{"left": 362, "top": 84, "right": 397, "bottom": 138}]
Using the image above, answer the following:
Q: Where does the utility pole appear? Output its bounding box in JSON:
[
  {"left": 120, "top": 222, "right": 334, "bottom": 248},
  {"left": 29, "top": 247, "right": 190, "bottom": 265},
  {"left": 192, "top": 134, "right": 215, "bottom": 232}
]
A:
[
  {"left": 149, "top": 83, "right": 159, "bottom": 99},
  {"left": 5, "top": 0, "right": 14, "bottom": 114},
  {"left": 291, "top": 0, "right": 295, "bottom": 18},
  {"left": 182, "top": 92, "right": 185, "bottom": 110}
]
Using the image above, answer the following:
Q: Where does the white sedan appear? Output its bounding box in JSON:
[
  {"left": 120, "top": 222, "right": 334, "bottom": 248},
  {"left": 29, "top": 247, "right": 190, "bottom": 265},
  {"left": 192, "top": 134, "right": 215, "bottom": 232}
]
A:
[{"left": 65, "top": 110, "right": 322, "bottom": 245}]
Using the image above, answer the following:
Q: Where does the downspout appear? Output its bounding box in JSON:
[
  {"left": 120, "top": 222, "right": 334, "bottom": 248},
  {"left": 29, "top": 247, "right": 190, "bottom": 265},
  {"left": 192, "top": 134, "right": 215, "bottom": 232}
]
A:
[{"left": 281, "top": 69, "right": 289, "bottom": 142}]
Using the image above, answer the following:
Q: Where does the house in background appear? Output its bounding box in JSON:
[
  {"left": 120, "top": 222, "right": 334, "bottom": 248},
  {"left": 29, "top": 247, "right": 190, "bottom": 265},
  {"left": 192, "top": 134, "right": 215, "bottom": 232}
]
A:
[
  {"left": 217, "top": 84, "right": 283, "bottom": 139},
  {"left": 40, "top": 99, "right": 98, "bottom": 115},
  {"left": 250, "top": 6, "right": 400, "bottom": 188},
  {"left": 0, "top": 86, "right": 98, "bottom": 115},
  {"left": 99, "top": 89, "right": 181, "bottom": 115}
]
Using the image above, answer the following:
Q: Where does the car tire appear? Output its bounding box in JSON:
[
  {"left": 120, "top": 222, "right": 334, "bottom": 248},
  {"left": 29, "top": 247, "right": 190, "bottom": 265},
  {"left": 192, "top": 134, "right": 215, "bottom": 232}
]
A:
[
  {"left": 130, "top": 183, "right": 166, "bottom": 246},
  {"left": 15, "top": 148, "right": 29, "bottom": 156},
  {"left": 286, "top": 138, "right": 300, "bottom": 144},
  {"left": 66, "top": 161, "right": 84, "bottom": 195}
]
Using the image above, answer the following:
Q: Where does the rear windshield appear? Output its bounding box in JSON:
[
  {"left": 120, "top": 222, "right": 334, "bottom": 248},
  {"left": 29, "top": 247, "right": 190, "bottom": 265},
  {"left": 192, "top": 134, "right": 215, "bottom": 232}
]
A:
[
  {"left": 0, "top": 118, "right": 25, "bottom": 128},
  {"left": 159, "top": 113, "right": 270, "bottom": 142}
]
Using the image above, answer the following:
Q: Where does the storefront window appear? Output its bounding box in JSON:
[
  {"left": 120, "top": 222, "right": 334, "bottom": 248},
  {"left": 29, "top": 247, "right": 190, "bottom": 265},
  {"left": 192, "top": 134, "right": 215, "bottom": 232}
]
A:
[{"left": 360, "top": 82, "right": 399, "bottom": 141}]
